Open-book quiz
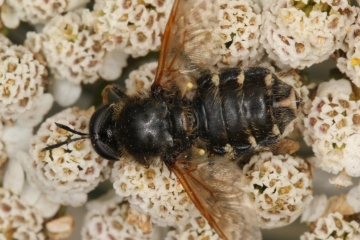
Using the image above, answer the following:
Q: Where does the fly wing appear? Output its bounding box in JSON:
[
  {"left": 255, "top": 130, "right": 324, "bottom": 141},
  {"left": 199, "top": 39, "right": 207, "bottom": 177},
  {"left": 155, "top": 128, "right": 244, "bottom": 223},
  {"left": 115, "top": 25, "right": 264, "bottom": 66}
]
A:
[
  {"left": 152, "top": 0, "right": 221, "bottom": 94},
  {"left": 171, "top": 148, "right": 261, "bottom": 240}
]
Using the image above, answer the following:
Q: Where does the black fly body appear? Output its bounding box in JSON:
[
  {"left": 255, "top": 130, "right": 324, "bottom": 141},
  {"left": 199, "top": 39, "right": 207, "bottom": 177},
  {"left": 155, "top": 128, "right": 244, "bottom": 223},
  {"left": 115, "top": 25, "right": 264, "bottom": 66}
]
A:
[{"left": 43, "top": 1, "right": 303, "bottom": 239}]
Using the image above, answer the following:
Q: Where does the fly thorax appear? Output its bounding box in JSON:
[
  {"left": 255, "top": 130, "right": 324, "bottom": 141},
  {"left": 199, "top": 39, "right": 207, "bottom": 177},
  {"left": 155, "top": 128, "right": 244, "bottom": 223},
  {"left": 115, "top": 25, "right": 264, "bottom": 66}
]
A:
[{"left": 116, "top": 97, "right": 174, "bottom": 164}]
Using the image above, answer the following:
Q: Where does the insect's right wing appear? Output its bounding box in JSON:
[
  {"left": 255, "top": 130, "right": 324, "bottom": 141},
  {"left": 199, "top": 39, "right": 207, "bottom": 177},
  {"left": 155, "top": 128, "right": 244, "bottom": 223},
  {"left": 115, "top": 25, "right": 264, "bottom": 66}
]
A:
[
  {"left": 152, "top": 0, "right": 221, "bottom": 94},
  {"left": 171, "top": 147, "right": 261, "bottom": 240}
]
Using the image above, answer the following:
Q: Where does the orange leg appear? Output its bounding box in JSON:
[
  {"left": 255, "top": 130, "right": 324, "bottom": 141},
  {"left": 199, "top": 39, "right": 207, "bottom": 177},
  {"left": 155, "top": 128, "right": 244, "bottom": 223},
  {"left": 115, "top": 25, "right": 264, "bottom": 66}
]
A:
[{"left": 101, "top": 85, "right": 128, "bottom": 104}]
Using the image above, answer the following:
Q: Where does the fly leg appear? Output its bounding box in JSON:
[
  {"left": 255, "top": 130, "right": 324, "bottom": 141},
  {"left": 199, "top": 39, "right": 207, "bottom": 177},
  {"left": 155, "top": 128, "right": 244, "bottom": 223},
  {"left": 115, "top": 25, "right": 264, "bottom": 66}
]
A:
[{"left": 102, "top": 84, "right": 129, "bottom": 104}]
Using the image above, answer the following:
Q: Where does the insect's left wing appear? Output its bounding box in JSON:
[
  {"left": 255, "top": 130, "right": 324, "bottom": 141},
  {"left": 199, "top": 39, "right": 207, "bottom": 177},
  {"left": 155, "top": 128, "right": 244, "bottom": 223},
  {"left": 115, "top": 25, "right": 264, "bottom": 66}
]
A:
[
  {"left": 171, "top": 148, "right": 261, "bottom": 240},
  {"left": 152, "top": 0, "right": 221, "bottom": 94}
]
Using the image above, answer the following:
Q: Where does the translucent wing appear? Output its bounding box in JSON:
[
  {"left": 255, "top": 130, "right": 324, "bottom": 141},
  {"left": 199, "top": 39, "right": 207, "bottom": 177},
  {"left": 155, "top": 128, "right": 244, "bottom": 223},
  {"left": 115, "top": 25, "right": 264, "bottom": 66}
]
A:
[
  {"left": 171, "top": 147, "right": 261, "bottom": 240},
  {"left": 152, "top": 0, "right": 221, "bottom": 94}
]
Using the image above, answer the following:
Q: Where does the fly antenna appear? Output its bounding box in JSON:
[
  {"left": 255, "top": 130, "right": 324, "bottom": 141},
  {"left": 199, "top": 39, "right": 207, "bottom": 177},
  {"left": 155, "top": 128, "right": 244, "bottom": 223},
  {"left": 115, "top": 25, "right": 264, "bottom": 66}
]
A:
[
  {"left": 54, "top": 122, "right": 89, "bottom": 136},
  {"left": 41, "top": 122, "right": 90, "bottom": 151}
]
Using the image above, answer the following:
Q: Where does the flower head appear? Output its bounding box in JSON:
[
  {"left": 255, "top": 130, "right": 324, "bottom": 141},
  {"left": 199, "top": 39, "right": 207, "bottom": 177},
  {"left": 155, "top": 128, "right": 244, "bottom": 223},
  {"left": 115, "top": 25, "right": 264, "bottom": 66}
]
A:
[
  {"left": 2, "top": 0, "right": 89, "bottom": 27},
  {"left": 25, "top": 9, "right": 128, "bottom": 106},
  {"left": 111, "top": 157, "right": 195, "bottom": 226},
  {"left": 0, "top": 39, "right": 48, "bottom": 122},
  {"left": 337, "top": 11, "right": 360, "bottom": 87},
  {"left": 87, "top": 0, "right": 174, "bottom": 57},
  {"left": 215, "top": 0, "right": 264, "bottom": 68},
  {"left": 243, "top": 151, "right": 313, "bottom": 228},
  {"left": 125, "top": 61, "right": 157, "bottom": 95},
  {"left": 0, "top": 187, "right": 45, "bottom": 239},
  {"left": 261, "top": 0, "right": 356, "bottom": 69},
  {"left": 300, "top": 212, "right": 360, "bottom": 240},
  {"left": 25, "top": 10, "right": 106, "bottom": 85},
  {"left": 303, "top": 79, "right": 360, "bottom": 184},
  {"left": 25, "top": 107, "right": 111, "bottom": 206},
  {"left": 82, "top": 191, "right": 162, "bottom": 240}
]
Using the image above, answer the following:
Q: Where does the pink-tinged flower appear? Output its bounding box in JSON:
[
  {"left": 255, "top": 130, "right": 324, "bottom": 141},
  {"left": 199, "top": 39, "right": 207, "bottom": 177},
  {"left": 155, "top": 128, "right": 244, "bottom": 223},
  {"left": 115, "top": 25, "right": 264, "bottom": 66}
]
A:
[
  {"left": 26, "top": 107, "right": 111, "bottom": 207},
  {"left": 261, "top": 0, "right": 356, "bottom": 69}
]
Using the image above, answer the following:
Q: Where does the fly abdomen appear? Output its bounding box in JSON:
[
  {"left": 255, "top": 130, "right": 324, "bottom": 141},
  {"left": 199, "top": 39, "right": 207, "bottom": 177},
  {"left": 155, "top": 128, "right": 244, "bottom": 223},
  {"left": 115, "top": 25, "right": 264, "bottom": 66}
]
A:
[
  {"left": 192, "top": 67, "right": 299, "bottom": 155},
  {"left": 193, "top": 73, "right": 229, "bottom": 151}
]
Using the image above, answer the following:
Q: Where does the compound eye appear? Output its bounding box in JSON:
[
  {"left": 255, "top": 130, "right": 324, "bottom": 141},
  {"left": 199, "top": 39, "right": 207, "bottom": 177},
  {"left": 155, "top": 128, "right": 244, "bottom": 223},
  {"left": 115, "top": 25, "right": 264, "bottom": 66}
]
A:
[
  {"left": 92, "top": 140, "right": 118, "bottom": 161},
  {"left": 89, "top": 104, "right": 120, "bottom": 161},
  {"left": 89, "top": 104, "right": 110, "bottom": 140}
]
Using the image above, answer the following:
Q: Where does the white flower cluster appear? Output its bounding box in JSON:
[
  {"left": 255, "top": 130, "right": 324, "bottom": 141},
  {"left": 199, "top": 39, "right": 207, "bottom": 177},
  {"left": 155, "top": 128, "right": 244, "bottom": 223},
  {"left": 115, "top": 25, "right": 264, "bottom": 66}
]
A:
[
  {"left": 82, "top": 191, "right": 163, "bottom": 240},
  {"left": 243, "top": 151, "right": 313, "bottom": 228},
  {"left": 337, "top": 11, "right": 360, "bottom": 87},
  {"left": 0, "top": 0, "right": 89, "bottom": 28},
  {"left": 87, "top": 0, "right": 174, "bottom": 57},
  {"left": 216, "top": 0, "right": 263, "bottom": 68},
  {"left": 1, "top": 151, "right": 75, "bottom": 239},
  {"left": 303, "top": 79, "right": 360, "bottom": 185},
  {"left": 3, "top": 0, "right": 360, "bottom": 238},
  {"left": 26, "top": 107, "right": 111, "bottom": 207},
  {"left": 111, "top": 157, "right": 195, "bottom": 226},
  {"left": 25, "top": 9, "right": 128, "bottom": 106},
  {"left": 25, "top": 10, "right": 102, "bottom": 85},
  {"left": 261, "top": 0, "right": 356, "bottom": 69},
  {"left": 125, "top": 61, "right": 158, "bottom": 95},
  {"left": 0, "top": 187, "right": 45, "bottom": 240},
  {"left": 301, "top": 191, "right": 360, "bottom": 239},
  {"left": 0, "top": 38, "right": 48, "bottom": 122},
  {"left": 301, "top": 212, "right": 360, "bottom": 240}
]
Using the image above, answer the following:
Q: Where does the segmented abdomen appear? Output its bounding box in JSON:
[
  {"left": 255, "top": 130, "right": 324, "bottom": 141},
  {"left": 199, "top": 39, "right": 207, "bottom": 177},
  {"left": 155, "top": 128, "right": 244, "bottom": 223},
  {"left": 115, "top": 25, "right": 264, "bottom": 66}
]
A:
[{"left": 192, "top": 67, "right": 297, "bottom": 156}]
